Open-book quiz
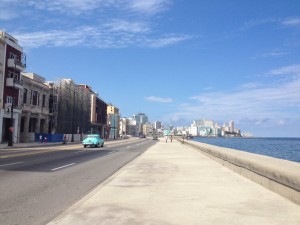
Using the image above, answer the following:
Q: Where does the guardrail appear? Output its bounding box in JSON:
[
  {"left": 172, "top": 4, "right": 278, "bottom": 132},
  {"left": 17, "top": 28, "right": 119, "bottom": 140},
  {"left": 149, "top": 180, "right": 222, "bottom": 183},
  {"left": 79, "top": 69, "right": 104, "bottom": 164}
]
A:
[{"left": 178, "top": 138, "right": 300, "bottom": 205}]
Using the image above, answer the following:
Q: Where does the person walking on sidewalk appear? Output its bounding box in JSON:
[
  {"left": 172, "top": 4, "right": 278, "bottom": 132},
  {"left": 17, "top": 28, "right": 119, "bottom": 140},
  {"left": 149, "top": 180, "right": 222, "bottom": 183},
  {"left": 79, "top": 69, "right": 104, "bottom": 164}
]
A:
[
  {"left": 44, "top": 136, "right": 47, "bottom": 144},
  {"left": 39, "top": 135, "right": 43, "bottom": 144},
  {"left": 170, "top": 135, "right": 173, "bottom": 143}
]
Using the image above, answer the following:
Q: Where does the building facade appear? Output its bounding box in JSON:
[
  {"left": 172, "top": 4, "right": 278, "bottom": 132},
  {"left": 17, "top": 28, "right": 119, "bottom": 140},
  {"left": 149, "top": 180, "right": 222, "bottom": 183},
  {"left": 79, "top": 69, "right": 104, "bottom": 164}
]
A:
[
  {"left": 143, "top": 123, "right": 154, "bottom": 136},
  {"left": 107, "top": 104, "right": 120, "bottom": 139},
  {"left": 0, "top": 31, "right": 26, "bottom": 143},
  {"left": 20, "top": 72, "right": 51, "bottom": 142},
  {"left": 89, "top": 88, "right": 107, "bottom": 138},
  {"left": 132, "top": 113, "right": 148, "bottom": 136}
]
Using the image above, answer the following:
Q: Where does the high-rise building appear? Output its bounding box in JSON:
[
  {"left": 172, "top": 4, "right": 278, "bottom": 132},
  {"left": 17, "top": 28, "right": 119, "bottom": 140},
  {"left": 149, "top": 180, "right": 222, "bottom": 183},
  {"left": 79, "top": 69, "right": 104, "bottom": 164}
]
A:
[
  {"left": 229, "top": 120, "right": 234, "bottom": 133},
  {"left": 154, "top": 121, "right": 162, "bottom": 129},
  {"left": 0, "top": 31, "right": 26, "bottom": 144},
  {"left": 132, "top": 113, "right": 148, "bottom": 136}
]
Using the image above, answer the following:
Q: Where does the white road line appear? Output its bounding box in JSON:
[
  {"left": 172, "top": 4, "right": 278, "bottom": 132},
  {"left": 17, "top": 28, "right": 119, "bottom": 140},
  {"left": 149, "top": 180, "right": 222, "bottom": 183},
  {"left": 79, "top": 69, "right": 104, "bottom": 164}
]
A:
[
  {"left": 51, "top": 163, "right": 76, "bottom": 171},
  {"left": 0, "top": 161, "right": 24, "bottom": 167},
  {"left": 106, "top": 151, "right": 116, "bottom": 155},
  {"left": 126, "top": 146, "right": 131, "bottom": 149}
]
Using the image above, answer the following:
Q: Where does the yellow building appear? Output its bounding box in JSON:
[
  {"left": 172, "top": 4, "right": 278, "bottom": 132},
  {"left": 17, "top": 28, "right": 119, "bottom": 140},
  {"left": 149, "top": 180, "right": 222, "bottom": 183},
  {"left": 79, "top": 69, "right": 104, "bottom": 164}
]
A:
[{"left": 107, "top": 104, "right": 120, "bottom": 139}]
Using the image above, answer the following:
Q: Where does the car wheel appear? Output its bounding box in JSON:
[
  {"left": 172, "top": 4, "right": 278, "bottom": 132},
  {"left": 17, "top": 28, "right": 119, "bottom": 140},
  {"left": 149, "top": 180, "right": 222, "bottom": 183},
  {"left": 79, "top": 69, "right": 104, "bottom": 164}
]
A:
[
  {"left": 101, "top": 143, "right": 104, "bottom": 147},
  {"left": 84, "top": 145, "right": 86, "bottom": 148}
]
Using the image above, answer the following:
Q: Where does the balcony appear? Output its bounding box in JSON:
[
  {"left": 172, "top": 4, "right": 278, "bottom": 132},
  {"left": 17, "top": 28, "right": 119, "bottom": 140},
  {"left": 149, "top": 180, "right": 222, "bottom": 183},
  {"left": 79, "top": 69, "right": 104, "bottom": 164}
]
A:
[
  {"left": 7, "top": 58, "right": 26, "bottom": 71},
  {"left": 4, "top": 103, "right": 12, "bottom": 112},
  {"left": 6, "top": 78, "right": 24, "bottom": 90}
]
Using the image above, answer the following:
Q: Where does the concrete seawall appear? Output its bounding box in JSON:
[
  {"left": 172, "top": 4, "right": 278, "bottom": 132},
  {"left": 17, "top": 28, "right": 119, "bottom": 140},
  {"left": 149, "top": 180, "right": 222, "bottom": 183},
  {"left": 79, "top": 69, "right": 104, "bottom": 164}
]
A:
[{"left": 180, "top": 138, "right": 300, "bottom": 205}]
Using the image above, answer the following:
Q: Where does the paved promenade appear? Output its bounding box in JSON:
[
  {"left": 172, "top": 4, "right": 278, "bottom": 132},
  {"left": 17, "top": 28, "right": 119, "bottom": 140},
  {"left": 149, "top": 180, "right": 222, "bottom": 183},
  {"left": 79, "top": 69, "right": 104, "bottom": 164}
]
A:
[{"left": 47, "top": 139, "right": 300, "bottom": 225}]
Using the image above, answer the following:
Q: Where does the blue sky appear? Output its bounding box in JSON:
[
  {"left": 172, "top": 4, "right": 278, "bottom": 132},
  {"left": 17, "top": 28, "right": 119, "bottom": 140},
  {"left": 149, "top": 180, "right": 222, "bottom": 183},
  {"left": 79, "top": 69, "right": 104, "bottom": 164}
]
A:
[{"left": 1, "top": 0, "right": 300, "bottom": 137}]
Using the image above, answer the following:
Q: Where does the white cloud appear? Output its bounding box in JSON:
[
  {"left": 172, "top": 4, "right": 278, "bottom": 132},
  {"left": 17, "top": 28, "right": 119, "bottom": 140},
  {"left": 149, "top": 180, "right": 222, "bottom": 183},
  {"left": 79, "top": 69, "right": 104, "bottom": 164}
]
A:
[
  {"left": 251, "top": 50, "right": 288, "bottom": 59},
  {"left": 104, "top": 20, "right": 150, "bottom": 33},
  {"left": 27, "top": 0, "right": 114, "bottom": 15},
  {"left": 3, "top": 0, "right": 191, "bottom": 49},
  {"left": 146, "top": 34, "right": 192, "bottom": 48},
  {"left": 14, "top": 25, "right": 190, "bottom": 49},
  {"left": 25, "top": 0, "right": 171, "bottom": 16},
  {"left": 282, "top": 17, "right": 300, "bottom": 26},
  {"left": 165, "top": 64, "right": 300, "bottom": 132},
  {"left": 146, "top": 96, "right": 173, "bottom": 103},
  {"left": 268, "top": 64, "right": 300, "bottom": 76},
  {"left": 127, "top": 0, "right": 172, "bottom": 14}
]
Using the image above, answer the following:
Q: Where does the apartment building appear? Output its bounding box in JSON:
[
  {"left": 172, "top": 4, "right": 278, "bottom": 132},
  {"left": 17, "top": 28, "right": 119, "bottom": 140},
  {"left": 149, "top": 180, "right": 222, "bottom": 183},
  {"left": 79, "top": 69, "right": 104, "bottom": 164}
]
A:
[
  {"left": 107, "top": 104, "right": 120, "bottom": 139},
  {"left": 0, "top": 31, "right": 26, "bottom": 144},
  {"left": 20, "top": 72, "right": 51, "bottom": 142},
  {"left": 87, "top": 86, "right": 107, "bottom": 138}
]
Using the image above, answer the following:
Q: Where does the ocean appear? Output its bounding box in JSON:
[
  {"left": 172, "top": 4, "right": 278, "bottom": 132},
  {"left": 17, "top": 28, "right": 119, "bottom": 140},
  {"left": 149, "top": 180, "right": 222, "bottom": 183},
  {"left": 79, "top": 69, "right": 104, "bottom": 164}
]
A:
[{"left": 192, "top": 137, "right": 300, "bottom": 163}]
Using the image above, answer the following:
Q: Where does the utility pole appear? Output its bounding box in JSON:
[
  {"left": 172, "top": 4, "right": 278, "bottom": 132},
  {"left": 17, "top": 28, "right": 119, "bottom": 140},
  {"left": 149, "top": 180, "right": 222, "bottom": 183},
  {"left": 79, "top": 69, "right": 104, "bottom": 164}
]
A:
[
  {"left": 8, "top": 59, "right": 16, "bottom": 146},
  {"left": 71, "top": 89, "right": 75, "bottom": 142}
]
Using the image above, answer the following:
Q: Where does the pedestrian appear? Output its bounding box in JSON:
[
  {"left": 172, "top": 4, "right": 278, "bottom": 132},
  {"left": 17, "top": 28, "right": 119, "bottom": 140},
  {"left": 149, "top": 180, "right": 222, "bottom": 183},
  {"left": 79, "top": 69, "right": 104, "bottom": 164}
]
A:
[
  {"left": 44, "top": 136, "right": 47, "bottom": 144},
  {"left": 170, "top": 135, "right": 173, "bottom": 143},
  {"left": 63, "top": 134, "right": 67, "bottom": 144},
  {"left": 165, "top": 135, "right": 168, "bottom": 143},
  {"left": 39, "top": 135, "right": 43, "bottom": 144}
]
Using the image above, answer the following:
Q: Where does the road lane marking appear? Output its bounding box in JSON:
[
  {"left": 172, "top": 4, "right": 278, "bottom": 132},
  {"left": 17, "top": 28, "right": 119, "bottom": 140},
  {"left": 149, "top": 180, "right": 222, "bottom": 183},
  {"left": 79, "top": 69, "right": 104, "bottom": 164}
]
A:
[
  {"left": 126, "top": 146, "right": 131, "bottom": 149},
  {"left": 51, "top": 163, "right": 76, "bottom": 171},
  {"left": 0, "top": 161, "right": 24, "bottom": 167},
  {"left": 106, "top": 151, "right": 116, "bottom": 155}
]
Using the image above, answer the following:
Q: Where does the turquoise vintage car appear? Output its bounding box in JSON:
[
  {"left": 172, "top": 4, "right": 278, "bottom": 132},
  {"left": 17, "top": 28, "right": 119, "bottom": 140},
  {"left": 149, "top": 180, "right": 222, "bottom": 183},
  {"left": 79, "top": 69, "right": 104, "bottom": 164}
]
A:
[{"left": 82, "top": 134, "right": 104, "bottom": 148}]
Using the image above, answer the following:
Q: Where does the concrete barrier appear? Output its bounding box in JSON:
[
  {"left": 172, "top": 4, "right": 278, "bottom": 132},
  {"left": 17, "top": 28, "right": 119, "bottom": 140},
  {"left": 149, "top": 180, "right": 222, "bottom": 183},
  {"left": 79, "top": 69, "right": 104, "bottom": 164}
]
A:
[{"left": 178, "top": 138, "right": 300, "bottom": 205}]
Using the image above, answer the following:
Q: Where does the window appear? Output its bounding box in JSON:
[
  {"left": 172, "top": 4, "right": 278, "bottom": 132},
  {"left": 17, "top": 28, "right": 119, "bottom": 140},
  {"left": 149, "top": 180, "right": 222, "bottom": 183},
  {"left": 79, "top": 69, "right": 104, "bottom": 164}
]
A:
[
  {"left": 31, "top": 90, "right": 38, "bottom": 106},
  {"left": 42, "top": 94, "right": 46, "bottom": 107},
  {"left": 23, "top": 88, "right": 27, "bottom": 104},
  {"left": 6, "top": 96, "right": 13, "bottom": 104},
  {"left": 9, "top": 52, "right": 16, "bottom": 59},
  {"left": 7, "top": 71, "right": 18, "bottom": 80}
]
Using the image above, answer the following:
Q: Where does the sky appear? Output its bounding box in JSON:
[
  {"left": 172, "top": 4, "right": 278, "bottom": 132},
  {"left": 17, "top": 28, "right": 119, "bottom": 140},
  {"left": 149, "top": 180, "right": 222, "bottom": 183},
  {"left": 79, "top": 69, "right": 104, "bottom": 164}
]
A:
[{"left": 1, "top": 0, "right": 300, "bottom": 137}]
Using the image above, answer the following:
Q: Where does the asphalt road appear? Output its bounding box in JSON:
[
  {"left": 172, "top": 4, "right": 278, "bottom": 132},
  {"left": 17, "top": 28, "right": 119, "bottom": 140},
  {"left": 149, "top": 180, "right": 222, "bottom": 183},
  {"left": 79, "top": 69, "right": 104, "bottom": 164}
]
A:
[{"left": 0, "top": 138, "right": 155, "bottom": 225}]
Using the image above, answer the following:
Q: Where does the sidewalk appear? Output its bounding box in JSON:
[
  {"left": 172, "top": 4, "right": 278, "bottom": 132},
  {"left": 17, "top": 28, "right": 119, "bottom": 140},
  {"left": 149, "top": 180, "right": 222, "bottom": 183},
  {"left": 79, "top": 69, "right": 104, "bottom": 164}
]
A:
[
  {"left": 0, "top": 141, "right": 77, "bottom": 149},
  {"left": 48, "top": 139, "right": 300, "bottom": 225}
]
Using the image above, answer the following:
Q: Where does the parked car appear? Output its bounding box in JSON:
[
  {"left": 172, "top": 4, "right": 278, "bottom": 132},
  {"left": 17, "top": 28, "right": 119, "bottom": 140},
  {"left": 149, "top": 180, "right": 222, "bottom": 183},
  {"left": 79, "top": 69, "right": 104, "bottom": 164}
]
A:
[{"left": 82, "top": 134, "right": 104, "bottom": 148}]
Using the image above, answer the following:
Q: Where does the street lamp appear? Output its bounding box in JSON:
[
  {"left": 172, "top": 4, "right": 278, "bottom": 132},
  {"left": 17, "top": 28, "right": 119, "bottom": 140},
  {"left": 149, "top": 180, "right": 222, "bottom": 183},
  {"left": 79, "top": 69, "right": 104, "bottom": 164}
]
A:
[
  {"left": 8, "top": 84, "right": 14, "bottom": 146},
  {"left": 113, "top": 114, "right": 116, "bottom": 139},
  {"left": 71, "top": 89, "right": 75, "bottom": 142}
]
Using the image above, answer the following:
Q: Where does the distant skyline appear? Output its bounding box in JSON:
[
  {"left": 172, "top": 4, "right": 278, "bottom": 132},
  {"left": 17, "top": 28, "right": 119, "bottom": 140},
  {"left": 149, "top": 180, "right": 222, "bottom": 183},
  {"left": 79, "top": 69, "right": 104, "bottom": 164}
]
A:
[{"left": 1, "top": 0, "right": 300, "bottom": 137}]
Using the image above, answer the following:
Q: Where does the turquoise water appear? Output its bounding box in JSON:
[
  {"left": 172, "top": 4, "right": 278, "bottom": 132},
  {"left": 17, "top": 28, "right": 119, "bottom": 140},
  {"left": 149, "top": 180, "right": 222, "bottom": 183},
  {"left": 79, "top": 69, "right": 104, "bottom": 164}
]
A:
[{"left": 193, "top": 137, "right": 300, "bottom": 163}]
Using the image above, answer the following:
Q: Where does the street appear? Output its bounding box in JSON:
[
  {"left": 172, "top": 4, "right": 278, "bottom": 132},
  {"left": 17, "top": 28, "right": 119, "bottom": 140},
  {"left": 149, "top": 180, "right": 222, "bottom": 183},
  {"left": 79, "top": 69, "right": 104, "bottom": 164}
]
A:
[{"left": 0, "top": 138, "right": 155, "bottom": 225}]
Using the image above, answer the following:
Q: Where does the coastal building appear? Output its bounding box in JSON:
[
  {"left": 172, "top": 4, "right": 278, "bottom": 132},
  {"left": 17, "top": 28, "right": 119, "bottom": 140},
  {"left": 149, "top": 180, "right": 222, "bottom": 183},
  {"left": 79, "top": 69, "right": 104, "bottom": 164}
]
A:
[
  {"left": 193, "top": 119, "right": 214, "bottom": 127},
  {"left": 143, "top": 122, "right": 153, "bottom": 136},
  {"left": 189, "top": 124, "right": 198, "bottom": 136},
  {"left": 87, "top": 86, "right": 107, "bottom": 138},
  {"left": 20, "top": 72, "right": 51, "bottom": 142},
  {"left": 188, "top": 119, "right": 241, "bottom": 137},
  {"left": 119, "top": 117, "right": 128, "bottom": 137},
  {"left": 132, "top": 113, "right": 148, "bottom": 136},
  {"left": 0, "top": 31, "right": 26, "bottom": 144},
  {"left": 55, "top": 79, "right": 92, "bottom": 138},
  {"left": 107, "top": 104, "right": 120, "bottom": 139},
  {"left": 229, "top": 120, "right": 234, "bottom": 133},
  {"left": 154, "top": 121, "right": 162, "bottom": 129}
]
